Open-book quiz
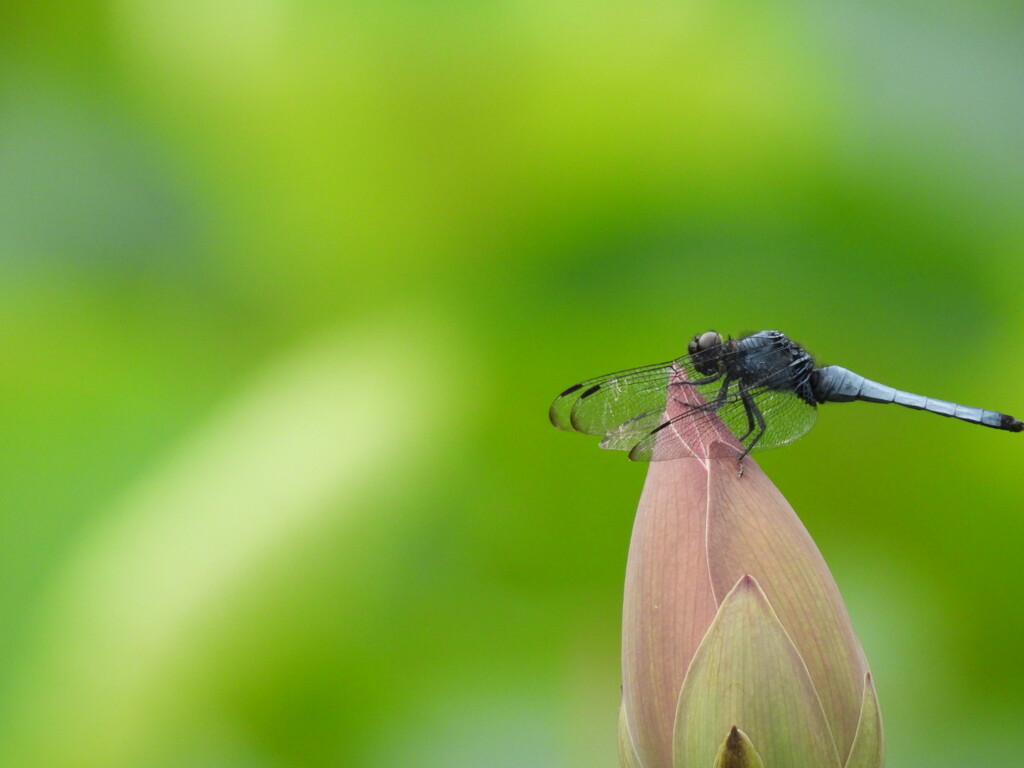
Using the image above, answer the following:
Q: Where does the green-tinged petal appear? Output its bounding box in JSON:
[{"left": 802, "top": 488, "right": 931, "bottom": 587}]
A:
[
  {"left": 703, "top": 460, "right": 869, "bottom": 762},
  {"left": 619, "top": 699, "right": 644, "bottom": 768},
  {"left": 844, "top": 674, "right": 884, "bottom": 768},
  {"left": 712, "top": 727, "right": 765, "bottom": 768},
  {"left": 673, "top": 575, "right": 841, "bottom": 768}
]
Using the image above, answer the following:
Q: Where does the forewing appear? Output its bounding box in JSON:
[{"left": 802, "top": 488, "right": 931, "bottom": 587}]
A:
[
  {"left": 549, "top": 346, "right": 732, "bottom": 438},
  {"left": 549, "top": 361, "right": 676, "bottom": 435}
]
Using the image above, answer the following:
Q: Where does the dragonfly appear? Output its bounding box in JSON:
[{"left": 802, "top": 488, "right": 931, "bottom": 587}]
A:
[{"left": 549, "top": 329, "right": 1023, "bottom": 462}]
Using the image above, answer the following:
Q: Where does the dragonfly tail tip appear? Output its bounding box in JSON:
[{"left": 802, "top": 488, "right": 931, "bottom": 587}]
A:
[{"left": 1001, "top": 414, "right": 1024, "bottom": 432}]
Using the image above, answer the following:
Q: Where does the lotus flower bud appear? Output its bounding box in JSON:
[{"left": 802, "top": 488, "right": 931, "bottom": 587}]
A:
[{"left": 618, "top": 375, "right": 883, "bottom": 767}]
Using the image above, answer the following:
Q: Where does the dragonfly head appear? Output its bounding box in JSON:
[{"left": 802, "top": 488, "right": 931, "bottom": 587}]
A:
[{"left": 689, "top": 330, "right": 725, "bottom": 375}]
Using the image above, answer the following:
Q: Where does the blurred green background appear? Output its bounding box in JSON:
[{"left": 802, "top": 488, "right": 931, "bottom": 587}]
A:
[{"left": 2, "top": 1, "right": 1023, "bottom": 766}]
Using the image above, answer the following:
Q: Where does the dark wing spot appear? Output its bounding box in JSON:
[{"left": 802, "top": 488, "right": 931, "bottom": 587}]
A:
[
  {"left": 649, "top": 420, "right": 672, "bottom": 434},
  {"left": 580, "top": 384, "right": 601, "bottom": 399},
  {"left": 559, "top": 382, "right": 584, "bottom": 397}
]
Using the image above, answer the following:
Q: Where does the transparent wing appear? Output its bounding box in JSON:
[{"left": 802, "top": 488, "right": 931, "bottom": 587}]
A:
[
  {"left": 627, "top": 384, "right": 818, "bottom": 461},
  {"left": 615, "top": 381, "right": 741, "bottom": 460},
  {"left": 743, "top": 384, "right": 819, "bottom": 452},
  {"left": 549, "top": 352, "right": 726, "bottom": 437}
]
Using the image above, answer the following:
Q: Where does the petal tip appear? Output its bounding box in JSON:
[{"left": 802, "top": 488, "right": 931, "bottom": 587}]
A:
[
  {"left": 843, "top": 670, "right": 884, "bottom": 768},
  {"left": 737, "top": 573, "right": 760, "bottom": 590},
  {"left": 712, "top": 726, "right": 765, "bottom": 768}
]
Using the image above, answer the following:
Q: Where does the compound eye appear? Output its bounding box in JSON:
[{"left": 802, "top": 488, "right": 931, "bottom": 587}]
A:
[{"left": 696, "top": 330, "right": 722, "bottom": 351}]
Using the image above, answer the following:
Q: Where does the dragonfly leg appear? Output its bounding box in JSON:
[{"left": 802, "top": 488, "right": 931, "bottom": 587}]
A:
[
  {"left": 707, "top": 375, "right": 733, "bottom": 410},
  {"left": 705, "top": 377, "right": 751, "bottom": 474},
  {"left": 727, "top": 386, "right": 767, "bottom": 475},
  {"left": 734, "top": 392, "right": 758, "bottom": 443},
  {"left": 689, "top": 373, "right": 724, "bottom": 386},
  {"left": 737, "top": 386, "right": 767, "bottom": 461},
  {"left": 667, "top": 372, "right": 721, "bottom": 409}
]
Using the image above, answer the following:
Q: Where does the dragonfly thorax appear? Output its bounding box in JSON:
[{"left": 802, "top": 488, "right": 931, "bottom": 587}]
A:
[{"left": 732, "top": 331, "right": 817, "bottom": 406}]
